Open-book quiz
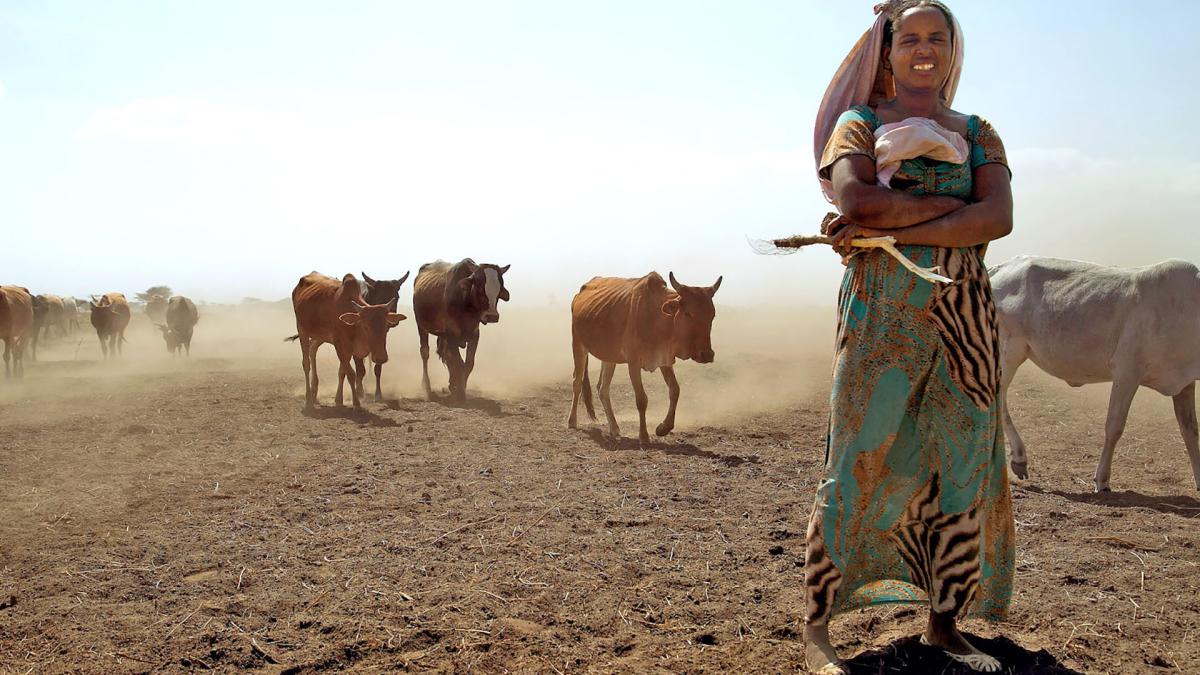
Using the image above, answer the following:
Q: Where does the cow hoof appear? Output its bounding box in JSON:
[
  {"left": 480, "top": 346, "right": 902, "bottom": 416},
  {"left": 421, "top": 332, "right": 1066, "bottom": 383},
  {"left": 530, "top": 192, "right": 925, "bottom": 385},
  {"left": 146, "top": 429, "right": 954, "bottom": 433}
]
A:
[
  {"left": 1094, "top": 485, "right": 1111, "bottom": 494},
  {"left": 639, "top": 435, "right": 651, "bottom": 448},
  {"left": 654, "top": 423, "right": 673, "bottom": 437},
  {"left": 567, "top": 419, "right": 577, "bottom": 430},
  {"left": 1010, "top": 462, "right": 1028, "bottom": 480}
]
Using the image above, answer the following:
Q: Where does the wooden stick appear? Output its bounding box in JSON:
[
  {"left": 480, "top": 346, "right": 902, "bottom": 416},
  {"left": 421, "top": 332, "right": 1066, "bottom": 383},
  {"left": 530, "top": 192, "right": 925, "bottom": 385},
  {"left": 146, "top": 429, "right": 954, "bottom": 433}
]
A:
[{"left": 772, "top": 235, "right": 952, "bottom": 284}]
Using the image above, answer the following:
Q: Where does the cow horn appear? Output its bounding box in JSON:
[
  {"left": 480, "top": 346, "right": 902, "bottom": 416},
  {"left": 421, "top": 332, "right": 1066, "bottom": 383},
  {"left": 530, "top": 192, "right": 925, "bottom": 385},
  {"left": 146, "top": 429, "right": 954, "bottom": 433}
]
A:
[
  {"left": 398, "top": 270, "right": 411, "bottom": 286},
  {"left": 351, "top": 300, "right": 366, "bottom": 311},
  {"left": 710, "top": 276, "right": 723, "bottom": 295},
  {"left": 362, "top": 272, "right": 375, "bottom": 285},
  {"left": 668, "top": 271, "right": 681, "bottom": 291}
]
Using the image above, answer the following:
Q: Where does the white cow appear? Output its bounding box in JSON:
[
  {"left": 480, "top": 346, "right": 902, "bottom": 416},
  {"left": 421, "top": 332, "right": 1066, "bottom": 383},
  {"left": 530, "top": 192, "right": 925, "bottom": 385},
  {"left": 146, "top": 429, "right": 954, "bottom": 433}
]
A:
[{"left": 991, "top": 255, "right": 1200, "bottom": 492}]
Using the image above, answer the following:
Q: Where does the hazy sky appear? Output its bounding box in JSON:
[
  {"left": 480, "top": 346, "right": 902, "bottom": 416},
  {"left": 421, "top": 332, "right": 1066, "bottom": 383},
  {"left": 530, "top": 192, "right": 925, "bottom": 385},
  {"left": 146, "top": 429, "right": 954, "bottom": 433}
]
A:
[{"left": 2, "top": 1, "right": 1198, "bottom": 304}]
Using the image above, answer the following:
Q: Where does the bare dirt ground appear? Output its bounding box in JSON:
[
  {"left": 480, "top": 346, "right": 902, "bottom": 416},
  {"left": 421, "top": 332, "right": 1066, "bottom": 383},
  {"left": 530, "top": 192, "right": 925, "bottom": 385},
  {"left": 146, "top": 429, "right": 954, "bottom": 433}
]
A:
[{"left": 1, "top": 305, "right": 1198, "bottom": 673}]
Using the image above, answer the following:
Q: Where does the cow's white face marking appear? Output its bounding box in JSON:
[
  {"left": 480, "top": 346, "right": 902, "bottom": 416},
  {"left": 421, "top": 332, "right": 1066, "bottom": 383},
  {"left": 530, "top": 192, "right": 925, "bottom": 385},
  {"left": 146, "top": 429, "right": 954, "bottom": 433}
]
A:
[{"left": 483, "top": 268, "right": 502, "bottom": 315}]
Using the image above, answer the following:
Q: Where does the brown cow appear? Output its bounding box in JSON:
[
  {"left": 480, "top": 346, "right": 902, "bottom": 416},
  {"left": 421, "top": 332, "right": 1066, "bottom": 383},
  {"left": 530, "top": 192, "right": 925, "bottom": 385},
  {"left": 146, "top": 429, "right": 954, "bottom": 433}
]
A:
[
  {"left": 29, "top": 294, "right": 66, "bottom": 360},
  {"left": 568, "top": 272, "right": 722, "bottom": 445},
  {"left": 145, "top": 294, "right": 168, "bottom": 324},
  {"left": 0, "top": 286, "right": 34, "bottom": 379},
  {"left": 413, "top": 259, "right": 510, "bottom": 402},
  {"left": 90, "top": 292, "right": 131, "bottom": 358},
  {"left": 287, "top": 272, "right": 406, "bottom": 409},
  {"left": 156, "top": 296, "right": 200, "bottom": 356}
]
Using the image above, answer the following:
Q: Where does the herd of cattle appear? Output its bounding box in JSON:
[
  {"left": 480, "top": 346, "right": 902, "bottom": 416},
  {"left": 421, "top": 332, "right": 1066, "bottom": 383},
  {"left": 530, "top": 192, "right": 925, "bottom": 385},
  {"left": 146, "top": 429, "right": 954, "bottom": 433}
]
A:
[
  {"left": 0, "top": 289, "right": 200, "bottom": 374},
  {"left": 1, "top": 254, "right": 1199, "bottom": 493}
]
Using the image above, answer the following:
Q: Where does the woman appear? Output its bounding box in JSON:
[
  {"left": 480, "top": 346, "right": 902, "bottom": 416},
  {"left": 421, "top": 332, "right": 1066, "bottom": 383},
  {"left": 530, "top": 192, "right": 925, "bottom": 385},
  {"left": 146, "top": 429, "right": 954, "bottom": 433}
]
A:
[{"left": 803, "top": 2, "right": 1015, "bottom": 673}]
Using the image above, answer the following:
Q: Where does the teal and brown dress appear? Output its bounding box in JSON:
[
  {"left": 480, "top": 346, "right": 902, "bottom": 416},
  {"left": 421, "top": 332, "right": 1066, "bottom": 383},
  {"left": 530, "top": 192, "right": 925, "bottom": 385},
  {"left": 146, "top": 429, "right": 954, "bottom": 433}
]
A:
[{"left": 804, "top": 106, "right": 1015, "bottom": 624}]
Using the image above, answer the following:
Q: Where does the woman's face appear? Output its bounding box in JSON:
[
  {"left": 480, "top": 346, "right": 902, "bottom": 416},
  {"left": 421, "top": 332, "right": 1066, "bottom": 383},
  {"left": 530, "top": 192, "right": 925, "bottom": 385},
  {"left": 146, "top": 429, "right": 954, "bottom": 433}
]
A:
[{"left": 886, "top": 7, "right": 953, "bottom": 94}]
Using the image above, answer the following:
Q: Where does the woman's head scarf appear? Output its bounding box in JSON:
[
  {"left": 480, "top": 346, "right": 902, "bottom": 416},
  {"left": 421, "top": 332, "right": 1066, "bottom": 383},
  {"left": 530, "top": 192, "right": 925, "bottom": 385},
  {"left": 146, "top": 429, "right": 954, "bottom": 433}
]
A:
[{"left": 813, "top": 1, "right": 964, "bottom": 202}]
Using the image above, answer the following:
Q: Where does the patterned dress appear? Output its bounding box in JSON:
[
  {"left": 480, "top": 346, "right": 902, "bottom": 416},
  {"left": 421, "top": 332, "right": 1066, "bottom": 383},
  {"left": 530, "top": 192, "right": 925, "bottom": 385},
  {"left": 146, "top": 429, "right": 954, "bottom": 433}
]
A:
[{"left": 804, "top": 106, "right": 1015, "bottom": 624}]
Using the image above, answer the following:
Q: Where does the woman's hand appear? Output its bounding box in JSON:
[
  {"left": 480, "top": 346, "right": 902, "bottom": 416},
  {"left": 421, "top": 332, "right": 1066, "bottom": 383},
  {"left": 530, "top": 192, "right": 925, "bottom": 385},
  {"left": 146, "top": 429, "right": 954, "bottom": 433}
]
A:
[{"left": 830, "top": 221, "right": 888, "bottom": 259}]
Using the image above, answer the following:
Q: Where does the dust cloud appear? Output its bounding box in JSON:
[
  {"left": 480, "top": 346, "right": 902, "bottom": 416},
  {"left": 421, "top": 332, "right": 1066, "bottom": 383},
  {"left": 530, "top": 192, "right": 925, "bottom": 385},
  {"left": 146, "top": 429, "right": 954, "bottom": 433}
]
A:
[{"left": 2, "top": 295, "right": 839, "bottom": 434}]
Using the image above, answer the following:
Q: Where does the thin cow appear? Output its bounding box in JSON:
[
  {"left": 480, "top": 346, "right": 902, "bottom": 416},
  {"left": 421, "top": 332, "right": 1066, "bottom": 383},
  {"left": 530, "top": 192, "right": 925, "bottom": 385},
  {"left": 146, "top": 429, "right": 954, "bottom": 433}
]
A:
[
  {"left": 992, "top": 255, "right": 1200, "bottom": 492},
  {"left": 89, "top": 292, "right": 131, "bottom": 359},
  {"left": 288, "top": 272, "right": 405, "bottom": 410},
  {"left": 0, "top": 286, "right": 34, "bottom": 378},
  {"left": 356, "top": 270, "right": 411, "bottom": 402},
  {"left": 568, "top": 271, "right": 721, "bottom": 445},
  {"left": 413, "top": 259, "right": 510, "bottom": 402},
  {"left": 156, "top": 296, "right": 200, "bottom": 356}
]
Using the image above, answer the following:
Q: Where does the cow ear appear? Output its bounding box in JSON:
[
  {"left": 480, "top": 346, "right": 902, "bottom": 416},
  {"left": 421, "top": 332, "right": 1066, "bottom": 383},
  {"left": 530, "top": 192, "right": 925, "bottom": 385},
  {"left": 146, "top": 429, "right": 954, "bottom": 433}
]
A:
[
  {"left": 499, "top": 287, "right": 510, "bottom": 302},
  {"left": 339, "top": 312, "right": 361, "bottom": 326},
  {"left": 708, "top": 276, "right": 723, "bottom": 296},
  {"left": 362, "top": 272, "right": 375, "bottom": 285},
  {"left": 386, "top": 312, "right": 407, "bottom": 326},
  {"left": 661, "top": 298, "right": 680, "bottom": 317}
]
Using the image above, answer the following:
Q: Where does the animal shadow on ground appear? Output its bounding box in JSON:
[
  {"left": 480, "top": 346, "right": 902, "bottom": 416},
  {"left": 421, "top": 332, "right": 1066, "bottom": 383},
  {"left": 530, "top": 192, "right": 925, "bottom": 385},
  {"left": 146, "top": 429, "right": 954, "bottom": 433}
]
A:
[
  {"left": 1024, "top": 485, "right": 1200, "bottom": 516},
  {"left": 301, "top": 405, "right": 399, "bottom": 427},
  {"left": 427, "top": 392, "right": 515, "bottom": 418},
  {"left": 843, "top": 634, "right": 1082, "bottom": 674},
  {"left": 580, "top": 428, "right": 757, "bottom": 467}
]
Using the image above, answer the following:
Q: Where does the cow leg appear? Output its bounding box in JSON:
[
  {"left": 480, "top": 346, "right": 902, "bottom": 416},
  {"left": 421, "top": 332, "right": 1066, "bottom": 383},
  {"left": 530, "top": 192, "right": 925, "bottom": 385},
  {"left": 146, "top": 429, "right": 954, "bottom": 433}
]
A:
[
  {"left": 354, "top": 357, "right": 368, "bottom": 404},
  {"left": 1095, "top": 371, "right": 1140, "bottom": 492},
  {"left": 598, "top": 360, "right": 620, "bottom": 439},
  {"left": 299, "top": 337, "right": 313, "bottom": 408},
  {"left": 373, "top": 360, "right": 384, "bottom": 402},
  {"left": 98, "top": 333, "right": 107, "bottom": 359},
  {"left": 445, "top": 345, "right": 467, "bottom": 402},
  {"left": 308, "top": 340, "right": 323, "bottom": 408},
  {"left": 462, "top": 329, "right": 480, "bottom": 395},
  {"left": 419, "top": 329, "right": 434, "bottom": 400},
  {"left": 568, "top": 334, "right": 590, "bottom": 429},
  {"left": 3, "top": 338, "right": 10, "bottom": 378},
  {"left": 999, "top": 336, "right": 1031, "bottom": 479},
  {"left": 333, "top": 346, "right": 353, "bottom": 408},
  {"left": 1171, "top": 382, "right": 1200, "bottom": 491},
  {"left": 627, "top": 363, "right": 651, "bottom": 446},
  {"left": 655, "top": 366, "right": 680, "bottom": 437},
  {"left": 353, "top": 356, "right": 367, "bottom": 400}
]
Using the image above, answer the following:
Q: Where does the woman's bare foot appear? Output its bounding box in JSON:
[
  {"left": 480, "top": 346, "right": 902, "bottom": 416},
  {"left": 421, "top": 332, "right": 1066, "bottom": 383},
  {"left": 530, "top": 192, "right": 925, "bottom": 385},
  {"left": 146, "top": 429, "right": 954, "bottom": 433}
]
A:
[
  {"left": 923, "top": 611, "right": 1001, "bottom": 672},
  {"left": 803, "top": 623, "right": 846, "bottom": 674}
]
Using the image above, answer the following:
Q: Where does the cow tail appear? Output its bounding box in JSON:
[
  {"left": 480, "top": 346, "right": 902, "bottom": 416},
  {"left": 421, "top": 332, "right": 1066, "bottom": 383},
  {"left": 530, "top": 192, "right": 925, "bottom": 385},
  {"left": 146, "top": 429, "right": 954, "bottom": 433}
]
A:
[
  {"left": 581, "top": 366, "right": 596, "bottom": 421},
  {"left": 284, "top": 334, "right": 300, "bottom": 342}
]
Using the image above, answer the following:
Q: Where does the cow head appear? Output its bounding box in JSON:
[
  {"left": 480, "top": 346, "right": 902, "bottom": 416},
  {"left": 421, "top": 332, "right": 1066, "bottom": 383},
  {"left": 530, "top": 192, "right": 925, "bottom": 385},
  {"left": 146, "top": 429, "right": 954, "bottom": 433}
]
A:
[
  {"left": 89, "top": 296, "right": 121, "bottom": 325},
  {"left": 479, "top": 264, "right": 511, "bottom": 324},
  {"left": 662, "top": 272, "right": 722, "bottom": 364},
  {"left": 339, "top": 299, "right": 406, "bottom": 364},
  {"left": 361, "top": 270, "right": 411, "bottom": 307}
]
